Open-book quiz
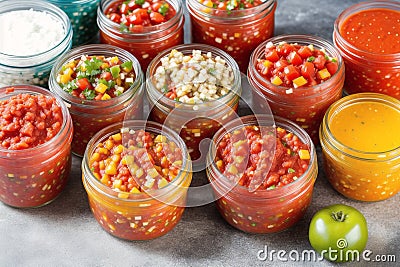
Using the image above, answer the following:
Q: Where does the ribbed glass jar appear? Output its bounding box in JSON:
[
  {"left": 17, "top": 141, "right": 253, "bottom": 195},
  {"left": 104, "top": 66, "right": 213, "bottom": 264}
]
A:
[
  {"left": 0, "top": 85, "right": 73, "bottom": 208},
  {"left": 333, "top": 1, "right": 400, "bottom": 99},
  {"left": 82, "top": 120, "right": 192, "bottom": 240},
  {"left": 48, "top": 0, "right": 100, "bottom": 46},
  {"left": 248, "top": 34, "right": 345, "bottom": 144},
  {"left": 49, "top": 44, "right": 144, "bottom": 157},
  {"left": 146, "top": 43, "right": 242, "bottom": 163},
  {"left": 97, "top": 0, "right": 184, "bottom": 70},
  {"left": 186, "top": 0, "right": 276, "bottom": 72},
  {"left": 320, "top": 93, "right": 400, "bottom": 201},
  {"left": 206, "top": 115, "right": 317, "bottom": 233},
  {"left": 0, "top": 0, "right": 72, "bottom": 88}
]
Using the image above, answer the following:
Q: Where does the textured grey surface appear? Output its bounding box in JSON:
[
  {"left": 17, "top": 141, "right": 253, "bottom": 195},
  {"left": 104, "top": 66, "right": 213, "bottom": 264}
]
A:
[{"left": 1, "top": 0, "right": 399, "bottom": 266}]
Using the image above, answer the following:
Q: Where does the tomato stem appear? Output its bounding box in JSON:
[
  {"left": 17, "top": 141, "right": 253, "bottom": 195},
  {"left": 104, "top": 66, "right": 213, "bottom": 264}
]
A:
[{"left": 331, "top": 211, "right": 347, "bottom": 222}]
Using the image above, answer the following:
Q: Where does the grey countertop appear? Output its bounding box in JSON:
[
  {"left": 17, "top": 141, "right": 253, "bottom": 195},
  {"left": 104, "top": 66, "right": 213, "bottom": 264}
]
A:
[{"left": 1, "top": 0, "right": 399, "bottom": 266}]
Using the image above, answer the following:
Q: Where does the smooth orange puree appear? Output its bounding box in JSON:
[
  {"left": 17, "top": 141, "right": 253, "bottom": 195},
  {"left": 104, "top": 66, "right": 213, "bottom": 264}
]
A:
[
  {"left": 330, "top": 101, "right": 400, "bottom": 152},
  {"left": 340, "top": 8, "right": 400, "bottom": 54}
]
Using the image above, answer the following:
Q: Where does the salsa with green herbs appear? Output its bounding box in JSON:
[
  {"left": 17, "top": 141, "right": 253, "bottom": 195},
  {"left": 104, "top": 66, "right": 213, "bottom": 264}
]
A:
[
  {"left": 105, "top": 0, "right": 177, "bottom": 32},
  {"left": 256, "top": 42, "right": 339, "bottom": 88},
  {"left": 200, "top": 0, "right": 264, "bottom": 11},
  {"left": 56, "top": 55, "right": 136, "bottom": 100}
]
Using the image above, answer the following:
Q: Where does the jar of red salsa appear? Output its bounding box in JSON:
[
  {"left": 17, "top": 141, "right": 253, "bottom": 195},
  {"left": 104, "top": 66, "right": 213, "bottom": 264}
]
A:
[
  {"left": 49, "top": 44, "right": 144, "bottom": 157},
  {"left": 320, "top": 93, "right": 400, "bottom": 201},
  {"left": 333, "top": 1, "right": 400, "bottom": 99},
  {"left": 186, "top": 0, "right": 276, "bottom": 72},
  {"left": 206, "top": 114, "right": 317, "bottom": 233},
  {"left": 247, "top": 35, "right": 345, "bottom": 144},
  {"left": 97, "top": 0, "right": 184, "bottom": 70},
  {"left": 82, "top": 120, "right": 192, "bottom": 240},
  {"left": 0, "top": 85, "right": 73, "bottom": 208},
  {"left": 146, "top": 43, "right": 242, "bottom": 165}
]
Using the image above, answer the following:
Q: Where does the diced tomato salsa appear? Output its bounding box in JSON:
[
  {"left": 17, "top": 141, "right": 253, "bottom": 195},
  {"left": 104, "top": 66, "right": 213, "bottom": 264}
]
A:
[
  {"left": 0, "top": 88, "right": 73, "bottom": 208},
  {"left": 256, "top": 42, "right": 338, "bottom": 89},
  {"left": 105, "top": 0, "right": 177, "bottom": 32},
  {"left": 199, "top": 0, "right": 265, "bottom": 11},
  {"left": 57, "top": 55, "right": 136, "bottom": 101},
  {"left": 216, "top": 126, "right": 311, "bottom": 190},
  {"left": 209, "top": 123, "right": 316, "bottom": 233},
  {"left": 85, "top": 128, "right": 188, "bottom": 240},
  {"left": 0, "top": 93, "right": 62, "bottom": 149}
]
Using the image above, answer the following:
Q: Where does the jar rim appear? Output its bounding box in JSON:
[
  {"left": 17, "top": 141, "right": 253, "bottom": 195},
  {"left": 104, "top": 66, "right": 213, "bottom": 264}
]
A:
[
  {"left": 333, "top": 0, "right": 400, "bottom": 61},
  {"left": 0, "top": 84, "right": 72, "bottom": 156},
  {"left": 248, "top": 34, "right": 345, "bottom": 100},
  {"left": 321, "top": 92, "right": 400, "bottom": 160},
  {"left": 0, "top": 0, "right": 73, "bottom": 66},
  {"left": 206, "top": 114, "right": 317, "bottom": 200},
  {"left": 146, "top": 43, "right": 241, "bottom": 113},
  {"left": 49, "top": 43, "right": 144, "bottom": 107},
  {"left": 82, "top": 120, "right": 192, "bottom": 203}
]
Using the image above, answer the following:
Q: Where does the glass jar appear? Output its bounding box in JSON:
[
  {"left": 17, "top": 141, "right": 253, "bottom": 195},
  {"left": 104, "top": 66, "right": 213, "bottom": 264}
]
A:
[
  {"left": 48, "top": 0, "right": 100, "bottom": 46},
  {"left": 146, "top": 43, "right": 242, "bottom": 165},
  {"left": 49, "top": 44, "right": 144, "bottom": 157},
  {"left": 82, "top": 120, "right": 192, "bottom": 240},
  {"left": 320, "top": 93, "right": 400, "bottom": 202},
  {"left": 186, "top": 0, "right": 276, "bottom": 73},
  {"left": 248, "top": 34, "right": 345, "bottom": 144},
  {"left": 97, "top": 0, "right": 185, "bottom": 71},
  {"left": 0, "top": 85, "right": 73, "bottom": 208},
  {"left": 206, "top": 115, "right": 318, "bottom": 233},
  {"left": 333, "top": 1, "right": 400, "bottom": 99},
  {"left": 0, "top": 0, "right": 73, "bottom": 88}
]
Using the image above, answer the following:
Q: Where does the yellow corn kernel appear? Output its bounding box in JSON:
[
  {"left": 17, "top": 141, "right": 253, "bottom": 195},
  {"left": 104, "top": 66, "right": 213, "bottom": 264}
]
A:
[
  {"left": 110, "top": 56, "right": 119, "bottom": 65},
  {"left": 154, "top": 134, "right": 167, "bottom": 143},
  {"left": 65, "top": 61, "right": 76, "bottom": 69},
  {"left": 293, "top": 76, "right": 308, "bottom": 88},
  {"left": 111, "top": 154, "right": 121, "bottom": 163},
  {"left": 162, "top": 168, "right": 169, "bottom": 177},
  {"left": 317, "top": 68, "right": 331, "bottom": 80},
  {"left": 234, "top": 32, "right": 241, "bottom": 38},
  {"left": 156, "top": 144, "right": 163, "bottom": 153},
  {"left": 216, "top": 160, "right": 224, "bottom": 169},
  {"left": 90, "top": 152, "right": 100, "bottom": 163},
  {"left": 93, "top": 173, "right": 101, "bottom": 180},
  {"left": 112, "top": 133, "right": 122, "bottom": 142},
  {"left": 105, "top": 161, "right": 117, "bottom": 175},
  {"left": 299, "top": 149, "right": 310, "bottom": 160},
  {"left": 271, "top": 76, "right": 283, "bottom": 86},
  {"left": 158, "top": 178, "right": 169, "bottom": 188},
  {"left": 100, "top": 174, "right": 110, "bottom": 184},
  {"left": 112, "top": 179, "right": 122, "bottom": 189},
  {"left": 95, "top": 83, "right": 108, "bottom": 94},
  {"left": 101, "top": 93, "right": 111, "bottom": 100},
  {"left": 202, "top": 0, "right": 214, "bottom": 7},
  {"left": 130, "top": 187, "right": 141, "bottom": 193},
  {"left": 104, "top": 139, "right": 114, "bottom": 151},
  {"left": 263, "top": 60, "right": 273, "bottom": 67},
  {"left": 99, "top": 161, "right": 105, "bottom": 170},
  {"left": 113, "top": 144, "right": 124, "bottom": 154},
  {"left": 101, "top": 62, "right": 109, "bottom": 69}
]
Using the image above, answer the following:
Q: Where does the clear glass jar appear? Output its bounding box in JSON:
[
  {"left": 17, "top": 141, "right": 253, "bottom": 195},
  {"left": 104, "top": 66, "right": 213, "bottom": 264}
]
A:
[
  {"left": 48, "top": 0, "right": 100, "bottom": 46},
  {"left": 320, "top": 93, "right": 400, "bottom": 202},
  {"left": 82, "top": 120, "right": 192, "bottom": 240},
  {"left": 186, "top": 0, "right": 276, "bottom": 73},
  {"left": 206, "top": 115, "right": 318, "bottom": 233},
  {"left": 97, "top": 0, "right": 185, "bottom": 71},
  {"left": 0, "top": 0, "right": 73, "bottom": 88},
  {"left": 0, "top": 85, "right": 73, "bottom": 208},
  {"left": 49, "top": 44, "right": 144, "bottom": 157},
  {"left": 333, "top": 1, "right": 400, "bottom": 99},
  {"left": 248, "top": 34, "right": 345, "bottom": 144},
  {"left": 146, "top": 43, "right": 242, "bottom": 164}
]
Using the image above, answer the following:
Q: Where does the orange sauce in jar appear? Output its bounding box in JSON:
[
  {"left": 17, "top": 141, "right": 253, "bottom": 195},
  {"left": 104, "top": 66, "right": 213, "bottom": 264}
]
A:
[{"left": 320, "top": 93, "right": 400, "bottom": 201}]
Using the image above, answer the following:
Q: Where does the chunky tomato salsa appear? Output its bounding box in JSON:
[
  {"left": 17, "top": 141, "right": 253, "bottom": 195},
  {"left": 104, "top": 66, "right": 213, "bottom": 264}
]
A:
[
  {"left": 105, "top": 0, "right": 177, "bottom": 32},
  {"left": 256, "top": 41, "right": 338, "bottom": 90},
  {"left": 215, "top": 125, "right": 311, "bottom": 190},
  {"left": 199, "top": 0, "right": 265, "bottom": 11},
  {"left": 57, "top": 55, "right": 136, "bottom": 101},
  {"left": 0, "top": 93, "right": 62, "bottom": 149}
]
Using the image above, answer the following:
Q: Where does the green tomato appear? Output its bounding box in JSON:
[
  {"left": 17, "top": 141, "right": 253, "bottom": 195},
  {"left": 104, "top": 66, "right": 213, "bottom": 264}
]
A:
[{"left": 308, "top": 204, "right": 368, "bottom": 262}]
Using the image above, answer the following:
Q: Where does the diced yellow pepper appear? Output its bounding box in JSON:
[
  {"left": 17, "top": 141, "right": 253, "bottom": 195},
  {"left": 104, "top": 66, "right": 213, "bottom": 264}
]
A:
[
  {"left": 293, "top": 76, "right": 308, "bottom": 88},
  {"left": 110, "top": 56, "right": 119, "bottom": 65},
  {"left": 112, "top": 133, "right": 122, "bottom": 142},
  {"left": 317, "top": 68, "right": 331, "bottom": 80},
  {"left": 113, "top": 144, "right": 124, "bottom": 154},
  {"left": 263, "top": 60, "right": 273, "bottom": 67},
  {"left": 299, "top": 149, "right": 311, "bottom": 160},
  {"left": 101, "top": 93, "right": 111, "bottom": 100},
  {"left": 271, "top": 76, "right": 283, "bottom": 86},
  {"left": 105, "top": 161, "right": 117, "bottom": 175},
  {"left": 95, "top": 83, "right": 108, "bottom": 94}
]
